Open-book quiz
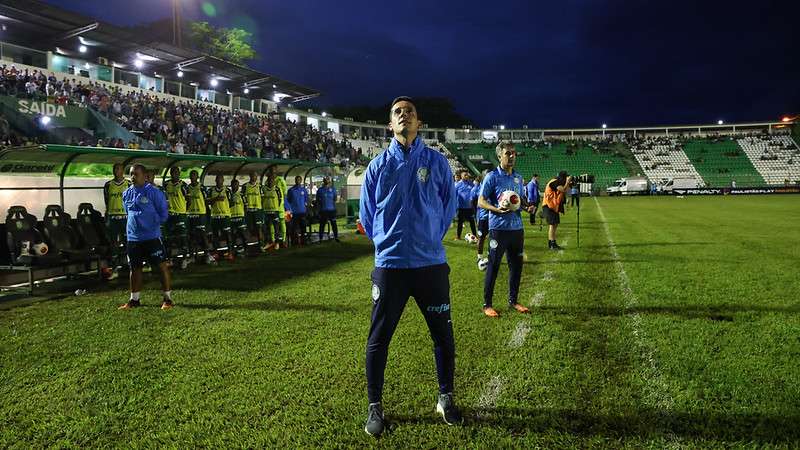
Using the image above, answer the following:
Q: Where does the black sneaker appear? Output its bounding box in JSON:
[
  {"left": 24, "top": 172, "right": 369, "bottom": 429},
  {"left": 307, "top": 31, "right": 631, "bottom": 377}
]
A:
[
  {"left": 436, "top": 393, "right": 464, "bottom": 425},
  {"left": 118, "top": 299, "right": 141, "bottom": 310},
  {"left": 364, "top": 402, "right": 386, "bottom": 437},
  {"left": 551, "top": 242, "right": 563, "bottom": 250}
]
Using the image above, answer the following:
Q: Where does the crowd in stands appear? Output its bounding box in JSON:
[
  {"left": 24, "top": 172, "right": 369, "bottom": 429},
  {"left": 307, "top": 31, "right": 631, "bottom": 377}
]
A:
[{"left": 0, "top": 65, "right": 368, "bottom": 168}]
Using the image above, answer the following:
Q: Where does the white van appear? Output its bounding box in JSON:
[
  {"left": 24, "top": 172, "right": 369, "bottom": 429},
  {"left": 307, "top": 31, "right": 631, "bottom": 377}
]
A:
[
  {"left": 607, "top": 177, "right": 649, "bottom": 196},
  {"left": 662, "top": 177, "right": 701, "bottom": 192}
]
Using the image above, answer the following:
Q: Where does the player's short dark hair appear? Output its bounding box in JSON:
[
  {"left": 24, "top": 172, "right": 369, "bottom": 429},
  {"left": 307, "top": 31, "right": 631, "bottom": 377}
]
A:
[
  {"left": 557, "top": 171, "right": 568, "bottom": 182},
  {"left": 533, "top": 173, "right": 539, "bottom": 178},
  {"left": 389, "top": 96, "right": 417, "bottom": 115}
]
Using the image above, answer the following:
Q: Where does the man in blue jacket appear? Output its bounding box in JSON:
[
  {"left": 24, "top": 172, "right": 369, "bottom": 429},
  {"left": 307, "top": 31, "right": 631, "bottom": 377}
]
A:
[
  {"left": 478, "top": 142, "right": 535, "bottom": 318},
  {"left": 118, "top": 164, "right": 172, "bottom": 310},
  {"left": 286, "top": 176, "right": 309, "bottom": 246},
  {"left": 526, "top": 174, "right": 540, "bottom": 225},
  {"left": 315, "top": 176, "right": 339, "bottom": 242},
  {"left": 454, "top": 171, "right": 477, "bottom": 240},
  {"left": 359, "top": 96, "right": 460, "bottom": 436},
  {"left": 473, "top": 171, "right": 490, "bottom": 269}
]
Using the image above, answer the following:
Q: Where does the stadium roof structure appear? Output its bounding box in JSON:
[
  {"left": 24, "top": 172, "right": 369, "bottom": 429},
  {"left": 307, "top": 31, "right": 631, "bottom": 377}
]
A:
[{"left": 0, "top": 0, "right": 320, "bottom": 102}]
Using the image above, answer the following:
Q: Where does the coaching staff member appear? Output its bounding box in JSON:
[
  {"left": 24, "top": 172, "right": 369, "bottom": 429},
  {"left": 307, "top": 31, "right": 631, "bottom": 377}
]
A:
[
  {"left": 542, "top": 171, "right": 573, "bottom": 250},
  {"left": 359, "top": 96, "right": 460, "bottom": 436}
]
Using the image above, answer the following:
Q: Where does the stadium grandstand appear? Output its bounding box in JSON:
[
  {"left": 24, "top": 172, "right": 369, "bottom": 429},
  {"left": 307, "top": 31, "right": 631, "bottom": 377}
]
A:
[{"left": 1, "top": 0, "right": 799, "bottom": 447}]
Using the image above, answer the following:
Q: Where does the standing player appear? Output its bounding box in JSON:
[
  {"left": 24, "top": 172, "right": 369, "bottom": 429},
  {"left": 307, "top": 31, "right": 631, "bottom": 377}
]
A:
[
  {"left": 525, "top": 174, "right": 540, "bottom": 225},
  {"left": 118, "top": 164, "right": 172, "bottom": 310},
  {"left": 103, "top": 163, "right": 130, "bottom": 277},
  {"left": 473, "top": 170, "right": 490, "bottom": 269},
  {"left": 229, "top": 179, "right": 248, "bottom": 254},
  {"left": 454, "top": 171, "right": 477, "bottom": 240},
  {"left": 186, "top": 170, "right": 216, "bottom": 264},
  {"left": 286, "top": 176, "right": 309, "bottom": 246},
  {"left": 478, "top": 142, "right": 534, "bottom": 318},
  {"left": 542, "top": 171, "right": 572, "bottom": 250},
  {"left": 262, "top": 171, "right": 284, "bottom": 250},
  {"left": 208, "top": 174, "right": 234, "bottom": 261},
  {"left": 360, "top": 96, "right": 460, "bottom": 436},
  {"left": 243, "top": 172, "right": 265, "bottom": 247},
  {"left": 267, "top": 167, "right": 289, "bottom": 248},
  {"left": 316, "top": 176, "right": 339, "bottom": 242},
  {"left": 163, "top": 166, "right": 189, "bottom": 269}
]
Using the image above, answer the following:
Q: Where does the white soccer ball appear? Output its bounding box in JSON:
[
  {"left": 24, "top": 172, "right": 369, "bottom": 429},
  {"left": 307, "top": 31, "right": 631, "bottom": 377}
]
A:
[
  {"left": 32, "top": 242, "right": 49, "bottom": 256},
  {"left": 464, "top": 233, "right": 478, "bottom": 244},
  {"left": 477, "top": 257, "right": 489, "bottom": 271},
  {"left": 498, "top": 190, "right": 521, "bottom": 211}
]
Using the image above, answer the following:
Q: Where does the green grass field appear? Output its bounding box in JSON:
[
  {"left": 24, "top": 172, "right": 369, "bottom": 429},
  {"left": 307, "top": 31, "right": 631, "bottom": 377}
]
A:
[{"left": 2, "top": 195, "right": 799, "bottom": 448}]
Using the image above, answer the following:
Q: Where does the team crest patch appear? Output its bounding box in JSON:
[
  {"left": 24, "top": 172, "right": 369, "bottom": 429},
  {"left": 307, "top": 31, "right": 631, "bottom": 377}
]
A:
[
  {"left": 371, "top": 284, "right": 381, "bottom": 303},
  {"left": 139, "top": 197, "right": 150, "bottom": 204},
  {"left": 489, "top": 239, "right": 498, "bottom": 249},
  {"left": 515, "top": 177, "right": 521, "bottom": 184},
  {"left": 417, "top": 167, "right": 429, "bottom": 183}
]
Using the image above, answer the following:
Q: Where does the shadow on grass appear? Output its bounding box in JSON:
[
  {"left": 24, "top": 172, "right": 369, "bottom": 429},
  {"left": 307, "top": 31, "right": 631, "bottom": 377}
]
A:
[
  {"left": 178, "top": 301, "right": 356, "bottom": 313},
  {"left": 169, "top": 241, "right": 374, "bottom": 293},
  {"left": 536, "top": 304, "right": 800, "bottom": 320},
  {"left": 390, "top": 408, "right": 800, "bottom": 443}
]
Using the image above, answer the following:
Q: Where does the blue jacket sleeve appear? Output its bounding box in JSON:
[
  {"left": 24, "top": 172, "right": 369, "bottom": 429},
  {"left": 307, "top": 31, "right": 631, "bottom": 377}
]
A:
[
  {"left": 151, "top": 187, "right": 168, "bottom": 224},
  {"left": 359, "top": 164, "right": 377, "bottom": 240},
  {"left": 481, "top": 173, "right": 495, "bottom": 205},
  {"left": 438, "top": 160, "right": 457, "bottom": 240}
]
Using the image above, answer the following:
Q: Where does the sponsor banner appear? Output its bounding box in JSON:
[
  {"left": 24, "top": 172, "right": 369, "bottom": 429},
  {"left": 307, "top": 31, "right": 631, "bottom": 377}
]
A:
[{"left": 672, "top": 186, "right": 800, "bottom": 195}]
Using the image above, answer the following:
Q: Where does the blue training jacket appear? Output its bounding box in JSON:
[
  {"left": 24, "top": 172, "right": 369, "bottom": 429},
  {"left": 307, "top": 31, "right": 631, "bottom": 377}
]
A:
[
  {"left": 123, "top": 182, "right": 168, "bottom": 242},
  {"left": 526, "top": 179, "right": 540, "bottom": 204},
  {"left": 316, "top": 186, "right": 337, "bottom": 212},
  {"left": 359, "top": 136, "right": 457, "bottom": 269},
  {"left": 455, "top": 180, "right": 474, "bottom": 209},
  {"left": 472, "top": 182, "right": 488, "bottom": 221},
  {"left": 481, "top": 167, "right": 524, "bottom": 231},
  {"left": 286, "top": 185, "right": 309, "bottom": 214}
]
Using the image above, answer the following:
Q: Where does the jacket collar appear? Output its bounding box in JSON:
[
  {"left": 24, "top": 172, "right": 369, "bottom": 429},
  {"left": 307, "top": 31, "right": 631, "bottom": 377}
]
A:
[{"left": 388, "top": 136, "right": 424, "bottom": 161}]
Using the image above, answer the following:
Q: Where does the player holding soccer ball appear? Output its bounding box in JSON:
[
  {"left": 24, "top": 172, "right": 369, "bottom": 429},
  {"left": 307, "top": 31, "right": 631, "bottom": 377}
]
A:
[{"left": 477, "top": 141, "right": 535, "bottom": 318}]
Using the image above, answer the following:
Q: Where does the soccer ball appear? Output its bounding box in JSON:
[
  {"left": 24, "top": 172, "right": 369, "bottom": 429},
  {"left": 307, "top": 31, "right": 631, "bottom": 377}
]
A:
[
  {"left": 464, "top": 233, "right": 478, "bottom": 244},
  {"left": 32, "top": 242, "right": 49, "bottom": 256},
  {"left": 477, "top": 257, "right": 489, "bottom": 271},
  {"left": 498, "top": 190, "right": 521, "bottom": 211}
]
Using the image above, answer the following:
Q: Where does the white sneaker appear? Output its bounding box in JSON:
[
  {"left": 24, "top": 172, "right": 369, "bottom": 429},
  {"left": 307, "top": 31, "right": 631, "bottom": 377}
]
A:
[
  {"left": 206, "top": 254, "right": 217, "bottom": 265},
  {"left": 180, "top": 259, "right": 189, "bottom": 270},
  {"left": 477, "top": 258, "right": 489, "bottom": 271}
]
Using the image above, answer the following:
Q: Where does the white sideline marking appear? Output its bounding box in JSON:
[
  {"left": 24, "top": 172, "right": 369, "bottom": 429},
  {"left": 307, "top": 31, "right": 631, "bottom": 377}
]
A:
[
  {"left": 530, "top": 291, "right": 545, "bottom": 307},
  {"left": 508, "top": 322, "right": 531, "bottom": 348},
  {"left": 476, "top": 232, "right": 570, "bottom": 413},
  {"left": 593, "top": 197, "right": 674, "bottom": 411},
  {"left": 476, "top": 375, "right": 504, "bottom": 417}
]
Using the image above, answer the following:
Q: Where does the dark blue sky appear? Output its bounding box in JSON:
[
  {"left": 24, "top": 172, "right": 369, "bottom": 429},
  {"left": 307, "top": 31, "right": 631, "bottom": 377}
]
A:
[{"left": 51, "top": 0, "right": 799, "bottom": 128}]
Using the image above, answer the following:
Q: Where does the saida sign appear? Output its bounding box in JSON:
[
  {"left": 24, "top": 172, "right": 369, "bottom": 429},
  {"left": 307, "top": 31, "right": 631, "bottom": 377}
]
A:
[
  {"left": 17, "top": 100, "right": 67, "bottom": 118},
  {"left": 0, "top": 96, "right": 89, "bottom": 128}
]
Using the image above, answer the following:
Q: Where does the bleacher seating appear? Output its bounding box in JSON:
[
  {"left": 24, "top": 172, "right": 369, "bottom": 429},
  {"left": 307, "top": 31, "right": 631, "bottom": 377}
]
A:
[
  {"left": 629, "top": 137, "right": 704, "bottom": 186},
  {"left": 435, "top": 143, "right": 468, "bottom": 174},
  {"left": 682, "top": 138, "right": 765, "bottom": 187},
  {"left": 454, "top": 143, "right": 500, "bottom": 175},
  {"left": 737, "top": 135, "right": 800, "bottom": 185},
  {"left": 514, "top": 141, "right": 630, "bottom": 189}
]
